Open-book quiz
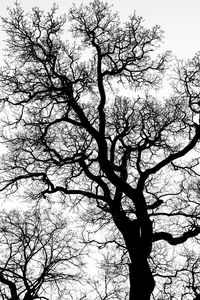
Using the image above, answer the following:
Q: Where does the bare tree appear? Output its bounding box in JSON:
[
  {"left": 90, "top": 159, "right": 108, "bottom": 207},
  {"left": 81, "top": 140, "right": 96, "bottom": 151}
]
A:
[
  {"left": 83, "top": 242, "right": 129, "bottom": 300},
  {"left": 0, "top": 209, "right": 84, "bottom": 300},
  {"left": 0, "top": 1, "right": 200, "bottom": 299}
]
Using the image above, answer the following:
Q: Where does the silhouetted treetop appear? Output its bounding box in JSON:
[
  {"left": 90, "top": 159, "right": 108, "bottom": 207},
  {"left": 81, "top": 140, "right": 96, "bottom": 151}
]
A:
[{"left": 1, "top": 1, "right": 200, "bottom": 300}]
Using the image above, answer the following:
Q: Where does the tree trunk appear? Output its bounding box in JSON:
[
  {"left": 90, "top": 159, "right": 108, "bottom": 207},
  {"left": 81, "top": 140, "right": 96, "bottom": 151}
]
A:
[
  {"left": 114, "top": 215, "right": 155, "bottom": 299},
  {"left": 112, "top": 206, "right": 155, "bottom": 299},
  {"left": 129, "top": 257, "right": 155, "bottom": 300},
  {"left": 127, "top": 219, "right": 155, "bottom": 300}
]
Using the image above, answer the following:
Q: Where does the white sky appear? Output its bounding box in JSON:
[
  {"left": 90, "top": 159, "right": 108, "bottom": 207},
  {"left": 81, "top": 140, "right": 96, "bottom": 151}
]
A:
[{"left": 0, "top": 0, "right": 200, "bottom": 59}]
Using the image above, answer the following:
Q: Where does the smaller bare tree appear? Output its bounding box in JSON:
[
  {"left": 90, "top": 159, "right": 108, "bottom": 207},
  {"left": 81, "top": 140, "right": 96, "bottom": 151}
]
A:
[{"left": 0, "top": 208, "right": 84, "bottom": 300}]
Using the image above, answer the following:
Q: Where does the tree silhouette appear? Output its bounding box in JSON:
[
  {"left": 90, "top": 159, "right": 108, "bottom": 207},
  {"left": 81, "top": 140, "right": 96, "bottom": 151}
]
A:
[
  {"left": 0, "top": 209, "right": 84, "bottom": 300},
  {"left": 0, "top": 1, "right": 200, "bottom": 299}
]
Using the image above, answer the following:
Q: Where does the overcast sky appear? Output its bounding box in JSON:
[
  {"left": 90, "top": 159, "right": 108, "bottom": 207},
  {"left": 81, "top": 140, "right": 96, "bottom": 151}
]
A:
[{"left": 0, "top": 0, "right": 200, "bottom": 59}]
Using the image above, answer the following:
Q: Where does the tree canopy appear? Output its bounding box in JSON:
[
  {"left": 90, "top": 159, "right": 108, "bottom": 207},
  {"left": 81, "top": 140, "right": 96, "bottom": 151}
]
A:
[
  {"left": 0, "top": 209, "right": 84, "bottom": 300},
  {"left": 1, "top": 1, "right": 200, "bottom": 299}
]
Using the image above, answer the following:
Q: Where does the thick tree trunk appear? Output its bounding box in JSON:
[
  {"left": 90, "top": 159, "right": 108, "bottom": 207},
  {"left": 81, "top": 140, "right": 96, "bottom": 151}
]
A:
[
  {"left": 129, "top": 257, "right": 155, "bottom": 300},
  {"left": 112, "top": 198, "right": 154, "bottom": 300},
  {"left": 113, "top": 214, "right": 155, "bottom": 300},
  {"left": 126, "top": 219, "right": 155, "bottom": 300}
]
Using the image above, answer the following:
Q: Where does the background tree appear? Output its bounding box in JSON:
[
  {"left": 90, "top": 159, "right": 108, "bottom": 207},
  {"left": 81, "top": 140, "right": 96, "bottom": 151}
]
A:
[
  {"left": 0, "top": 208, "right": 84, "bottom": 300},
  {"left": 1, "top": 1, "right": 200, "bottom": 299}
]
